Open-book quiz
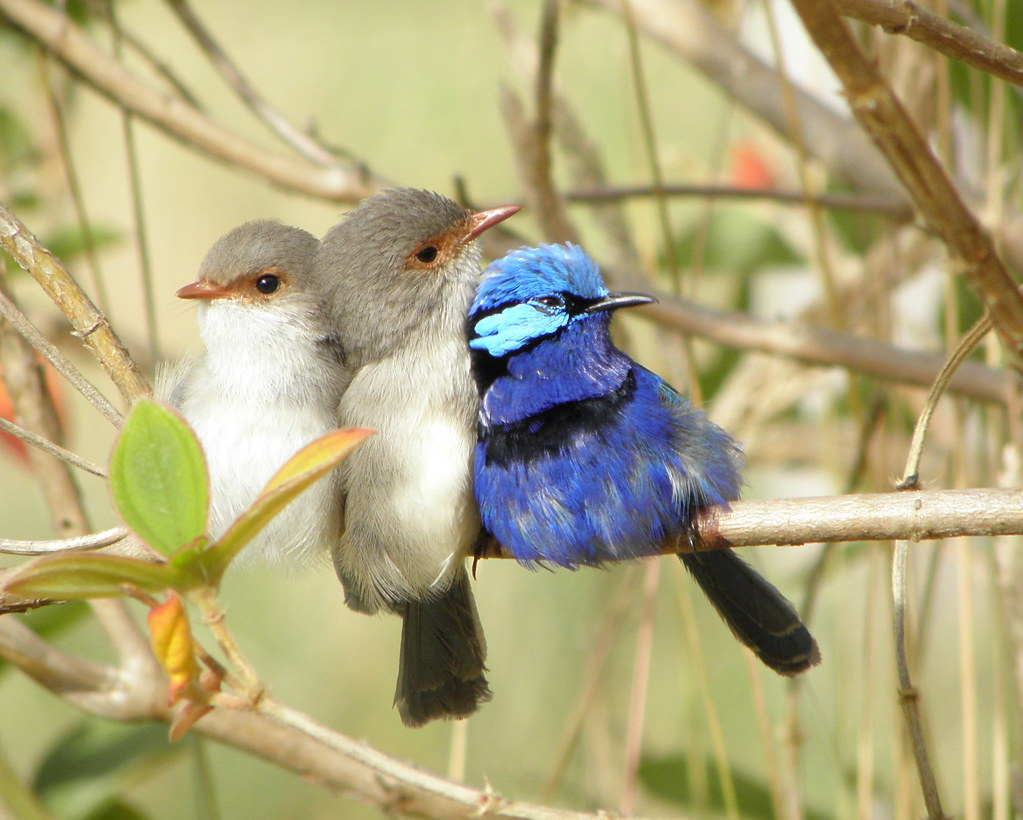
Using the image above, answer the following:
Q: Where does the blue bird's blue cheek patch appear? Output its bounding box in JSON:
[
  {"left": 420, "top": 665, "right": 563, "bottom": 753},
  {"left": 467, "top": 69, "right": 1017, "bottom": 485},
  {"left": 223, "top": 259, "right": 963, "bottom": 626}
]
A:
[{"left": 469, "top": 303, "right": 567, "bottom": 357}]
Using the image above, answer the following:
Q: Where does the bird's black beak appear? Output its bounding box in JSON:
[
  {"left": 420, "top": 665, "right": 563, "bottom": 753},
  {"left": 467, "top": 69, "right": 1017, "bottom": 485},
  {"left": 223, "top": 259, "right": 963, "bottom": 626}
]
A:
[{"left": 585, "top": 292, "right": 657, "bottom": 314}]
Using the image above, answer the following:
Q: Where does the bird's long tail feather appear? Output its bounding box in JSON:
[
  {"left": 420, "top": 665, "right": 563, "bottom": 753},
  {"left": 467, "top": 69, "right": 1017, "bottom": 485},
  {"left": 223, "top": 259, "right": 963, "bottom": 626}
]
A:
[
  {"left": 394, "top": 568, "right": 491, "bottom": 727},
  {"left": 679, "top": 549, "right": 820, "bottom": 675}
]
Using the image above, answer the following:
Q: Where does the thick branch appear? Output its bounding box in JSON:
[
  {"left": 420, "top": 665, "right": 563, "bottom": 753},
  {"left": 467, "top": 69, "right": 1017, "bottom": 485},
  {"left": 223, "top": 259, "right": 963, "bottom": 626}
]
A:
[
  {"left": 836, "top": 0, "right": 1023, "bottom": 88},
  {"left": 472, "top": 487, "right": 1023, "bottom": 559},
  {"left": 691, "top": 487, "right": 1023, "bottom": 549}
]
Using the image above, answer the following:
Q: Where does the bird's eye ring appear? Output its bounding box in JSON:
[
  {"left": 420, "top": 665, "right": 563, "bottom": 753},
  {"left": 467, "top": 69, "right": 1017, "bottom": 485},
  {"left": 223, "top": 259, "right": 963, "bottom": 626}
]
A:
[
  {"left": 535, "top": 295, "right": 564, "bottom": 313},
  {"left": 415, "top": 245, "right": 439, "bottom": 264},
  {"left": 255, "top": 273, "right": 281, "bottom": 294}
]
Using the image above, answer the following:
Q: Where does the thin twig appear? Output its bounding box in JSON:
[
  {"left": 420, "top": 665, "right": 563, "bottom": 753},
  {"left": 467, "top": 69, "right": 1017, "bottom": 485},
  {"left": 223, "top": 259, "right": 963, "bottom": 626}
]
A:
[
  {"left": 541, "top": 572, "right": 638, "bottom": 802},
  {"left": 106, "top": 0, "right": 160, "bottom": 366},
  {"left": 0, "top": 527, "right": 124, "bottom": 555},
  {"left": 562, "top": 182, "right": 910, "bottom": 216},
  {"left": 82, "top": 0, "right": 204, "bottom": 108},
  {"left": 165, "top": 0, "right": 339, "bottom": 168},
  {"left": 0, "top": 283, "right": 123, "bottom": 426},
  {"left": 42, "top": 59, "right": 110, "bottom": 313},
  {"left": 620, "top": 0, "right": 676, "bottom": 279},
  {"left": 500, "top": 1, "right": 578, "bottom": 244},
  {"left": 635, "top": 293, "right": 1014, "bottom": 405},
  {"left": 620, "top": 561, "right": 659, "bottom": 815},
  {"left": 0, "top": 416, "right": 105, "bottom": 477},
  {"left": 892, "top": 542, "right": 950, "bottom": 819},
  {"left": 579, "top": 0, "right": 904, "bottom": 199},
  {"left": 898, "top": 313, "right": 993, "bottom": 488},
  {"left": 0, "top": 287, "right": 90, "bottom": 539}
]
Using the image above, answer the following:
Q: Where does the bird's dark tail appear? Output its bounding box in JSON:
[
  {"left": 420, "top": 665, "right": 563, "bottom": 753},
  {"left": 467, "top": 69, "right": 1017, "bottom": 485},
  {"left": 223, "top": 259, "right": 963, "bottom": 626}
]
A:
[
  {"left": 394, "top": 568, "right": 491, "bottom": 727},
  {"left": 679, "top": 549, "right": 820, "bottom": 675}
]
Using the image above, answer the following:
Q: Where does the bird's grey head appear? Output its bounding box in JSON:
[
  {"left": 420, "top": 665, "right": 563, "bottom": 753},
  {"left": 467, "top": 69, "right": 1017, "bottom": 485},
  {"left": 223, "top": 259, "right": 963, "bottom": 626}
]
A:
[
  {"left": 189, "top": 220, "right": 320, "bottom": 297},
  {"left": 177, "top": 220, "right": 335, "bottom": 364},
  {"left": 316, "top": 188, "right": 519, "bottom": 367}
]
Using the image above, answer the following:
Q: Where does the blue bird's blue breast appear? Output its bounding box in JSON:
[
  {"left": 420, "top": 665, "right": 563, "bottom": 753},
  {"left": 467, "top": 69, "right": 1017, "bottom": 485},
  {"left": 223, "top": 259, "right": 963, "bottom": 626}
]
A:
[{"left": 476, "top": 352, "right": 742, "bottom": 569}]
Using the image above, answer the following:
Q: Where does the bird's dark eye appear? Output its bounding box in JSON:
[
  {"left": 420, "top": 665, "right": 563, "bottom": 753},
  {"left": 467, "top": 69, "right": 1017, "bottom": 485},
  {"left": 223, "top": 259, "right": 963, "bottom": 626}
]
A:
[
  {"left": 415, "top": 245, "right": 439, "bottom": 264},
  {"left": 255, "top": 273, "right": 281, "bottom": 294},
  {"left": 534, "top": 295, "right": 564, "bottom": 313}
]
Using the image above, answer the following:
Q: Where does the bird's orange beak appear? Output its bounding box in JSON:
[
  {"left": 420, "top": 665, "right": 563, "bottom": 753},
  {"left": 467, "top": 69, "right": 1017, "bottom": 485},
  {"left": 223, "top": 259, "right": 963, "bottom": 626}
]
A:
[
  {"left": 464, "top": 205, "right": 521, "bottom": 242},
  {"left": 176, "top": 280, "right": 230, "bottom": 300}
]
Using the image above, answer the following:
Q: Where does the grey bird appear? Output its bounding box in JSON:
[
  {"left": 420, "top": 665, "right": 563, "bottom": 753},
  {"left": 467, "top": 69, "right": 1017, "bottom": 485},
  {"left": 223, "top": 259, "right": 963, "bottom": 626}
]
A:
[
  {"left": 316, "top": 188, "right": 519, "bottom": 726},
  {"left": 158, "top": 220, "right": 345, "bottom": 564}
]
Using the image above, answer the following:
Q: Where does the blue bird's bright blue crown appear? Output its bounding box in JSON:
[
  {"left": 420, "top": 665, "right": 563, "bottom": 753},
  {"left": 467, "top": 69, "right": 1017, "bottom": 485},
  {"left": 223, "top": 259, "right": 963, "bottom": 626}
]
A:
[{"left": 472, "top": 243, "right": 608, "bottom": 314}]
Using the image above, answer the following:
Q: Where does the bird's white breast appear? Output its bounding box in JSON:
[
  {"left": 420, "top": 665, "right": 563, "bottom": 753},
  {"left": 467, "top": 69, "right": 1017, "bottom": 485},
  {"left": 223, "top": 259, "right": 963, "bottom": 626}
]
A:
[
  {"left": 334, "top": 334, "right": 480, "bottom": 610},
  {"left": 159, "top": 300, "right": 344, "bottom": 566}
]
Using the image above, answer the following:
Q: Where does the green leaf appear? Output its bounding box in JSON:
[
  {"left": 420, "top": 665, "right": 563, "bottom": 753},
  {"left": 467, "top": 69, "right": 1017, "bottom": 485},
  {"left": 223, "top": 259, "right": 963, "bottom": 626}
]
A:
[
  {"left": 109, "top": 400, "right": 208, "bottom": 556},
  {"left": 33, "top": 721, "right": 179, "bottom": 820},
  {"left": 2, "top": 554, "right": 179, "bottom": 599},
  {"left": 200, "top": 428, "right": 373, "bottom": 580}
]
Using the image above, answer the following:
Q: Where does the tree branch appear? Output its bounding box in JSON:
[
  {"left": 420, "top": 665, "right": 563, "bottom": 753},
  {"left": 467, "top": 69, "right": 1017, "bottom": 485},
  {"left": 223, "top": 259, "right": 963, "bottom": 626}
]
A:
[
  {"left": 635, "top": 293, "right": 1016, "bottom": 405},
  {"left": 0, "top": 614, "right": 644, "bottom": 820},
  {"left": 163, "top": 0, "right": 341, "bottom": 167},
  {"left": 836, "top": 0, "right": 1023, "bottom": 89},
  {"left": 0, "top": 203, "right": 149, "bottom": 407},
  {"left": 0, "top": 0, "right": 378, "bottom": 203},
  {"left": 468, "top": 487, "right": 1023, "bottom": 560}
]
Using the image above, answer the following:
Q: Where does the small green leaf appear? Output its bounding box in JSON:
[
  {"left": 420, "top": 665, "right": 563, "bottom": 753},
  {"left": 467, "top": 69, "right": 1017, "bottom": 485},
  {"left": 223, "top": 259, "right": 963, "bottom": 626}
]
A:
[
  {"left": 109, "top": 400, "right": 208, "bottom": 556},
  {"left": 201, "top": 428, "right": 373, "bottom": 580},
  {"left": 2, "top": 554, "right": 179, "bottom": 599}
]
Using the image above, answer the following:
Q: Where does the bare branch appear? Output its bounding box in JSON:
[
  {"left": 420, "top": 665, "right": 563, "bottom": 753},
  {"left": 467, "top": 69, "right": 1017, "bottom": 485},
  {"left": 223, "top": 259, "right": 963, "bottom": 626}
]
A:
[
  {"left": 164, "top": 0, "right": 340, "bottom": 167},
  {"left": 0, "top": 0, "right": 377, "bottom": 203},
  {"left": 0, "top": 287, "right": 90, "bottom": 538},
  {"left": 562, "top": 182, "right": 911, "bottom": 216},
  {"left": 836, "top": 0, "right": 1023, "bottom": 88},
  {"left": 635, "top": 292, "right": 1015, "bottom": 404},
  {"left": 0, "top": 282, "right": 123, "bottom": 426},
  {"left": 0, "top": 611, "right": 645, "bottom": 819},
  {"left": 892, "top": 543, "right": 950, "bottom": 820},
  {"left": 472, "top": 487, "right": 1023, "bottom": 560},
  {"left": 691, "top": 487, "right": 1023, "bottom": 549},
  {"left": 0, "top": 527, "right": 124, "bottom": 555},
  {"left": 0, "top": 617, "right": 117, "bottom": 708}
]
